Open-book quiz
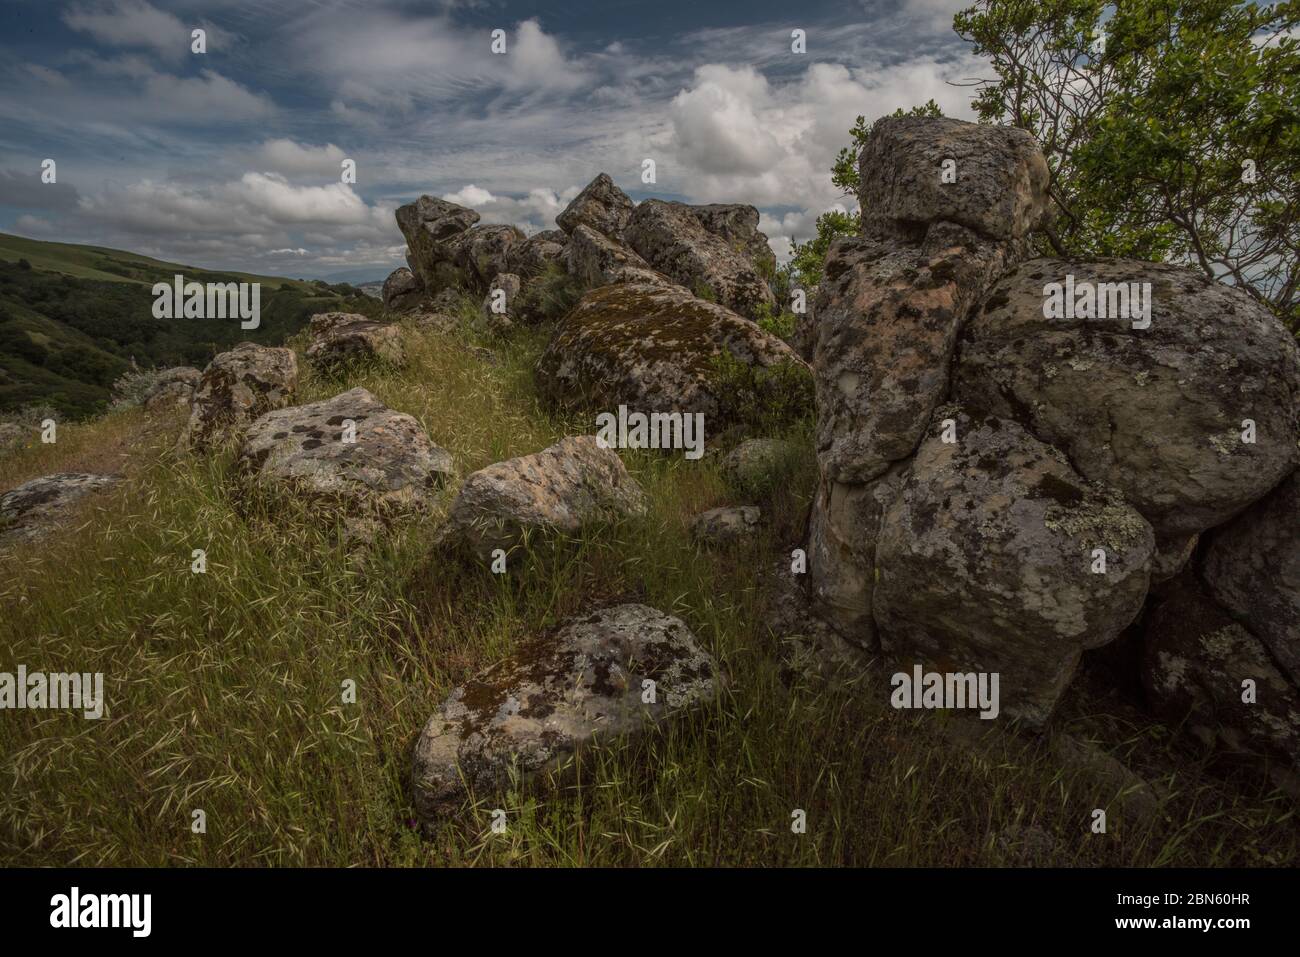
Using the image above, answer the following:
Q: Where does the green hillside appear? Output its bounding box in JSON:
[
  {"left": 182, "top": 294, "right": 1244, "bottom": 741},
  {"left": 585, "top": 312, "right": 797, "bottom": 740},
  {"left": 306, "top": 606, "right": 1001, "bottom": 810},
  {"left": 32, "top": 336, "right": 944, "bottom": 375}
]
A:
[{"left": 0, "top": 233, "right": 381, "bottom": 418}]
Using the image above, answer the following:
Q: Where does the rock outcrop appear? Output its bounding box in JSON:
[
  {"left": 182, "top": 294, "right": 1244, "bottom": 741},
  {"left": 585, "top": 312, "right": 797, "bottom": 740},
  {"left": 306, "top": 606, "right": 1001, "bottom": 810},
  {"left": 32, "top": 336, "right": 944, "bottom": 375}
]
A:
[
  {"left": 142, "top": 366, "right": 201, "bottom": 413},
  {"left": 395, "top": 195, "right": 480, "bottom": 292},
  {"left": 565, "top": 224, "right": 674, "bottom": 289},
  {"left": 437, "top": 436, "right": 647, "bottom": 559},
  {"left": 0, "top": 472, "right": 121, "bottom": 547},
  {"left": 683, "top": 203, "right": 776, "bottom": 275},
  {"left": 382, "top": 266, "right": 424, "bottom": 313},
  {"left": 306, "top": 313, "right": 405, "bottom": 370},
  {"left": 180, "top": 342, "right": 298, "bottom": 450},
  {"left": 556, "top": 173, "right": 635, "bottom": 241},
  {"left": 412, "top": 603, "right": 718, "bottom": 824}
]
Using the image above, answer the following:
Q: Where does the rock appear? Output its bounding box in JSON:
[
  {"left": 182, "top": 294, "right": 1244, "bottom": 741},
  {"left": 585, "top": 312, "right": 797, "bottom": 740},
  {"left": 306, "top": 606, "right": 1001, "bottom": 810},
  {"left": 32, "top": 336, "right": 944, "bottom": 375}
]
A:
[
  {"left": 815, "top": 225, "right": 1024, "bottom": 483},
  {"left": 690, "top": 505, "right": 761, "bottom": 546},
  {"left": 437, "top": 435, "right": 647, "bottom": 559},
  {"left": 180, "top": 342, "right": 298, "bottom": 450},
  {"left": 450, "top": 223, "right": 525, "bottom": 290},
  {"left": 0, "top": 472, "right": 121, "bottom": 547},
  {"left": 305, "top": 313, "right": 405, "bottom": 370},
  {"left": 236, "top": 387, "right": 453, "bottom": 518},
  {"left": 382, "top": 267, "right": 424, "bottom": 313},
  {"left": 556, "top": 173, "right": 635, "bottom": 241},
  {"left": 760, "top": 557, "right": 872, "bottom": 681},
  {"left": 1152, "top": 533, "right": 1198, "bottom": 583},
  {"left": 722, "top": 438, "right": 797, "bottom": 492},
  {"left": 411, "top": 603, "right": 719, "bottom": 824},
  {"left": 479, "top": 273, "right": 523, "bottom": 334},
  {"left": 1143, "top": 575, "right": 1300, "bottom": 768},
  {"left": 507, "top": 229, "right": 568, "bottom": 277},
  {"left": 956, "top": 258, "right": 1300, "bottom": 539},
  {"left": 395, "top": 195, "right": 480, "bottom": 291},
  {"left": 1202, "top": 471, "right": 1300, "bottom": 687},
  {"left": 858, "top": 115, "right": 1052, "bottom": 242},
  {"left": 0, "top": 422, "right": 24, "bottom": 454},
  {"left": 142, "top": 366, "right": 200, "bottom": 413},
  {"left": 790, "top": 286, "right": 818, "bottom": 362},
  {"left": 1050, "top": 733, "right": 1162, "bottom": 823},
  {"left": 683, "top": 203, "right": 776, "bottom": 275},
  {"left": 624, "top": 199, "right": 776, "bottom": 320},
  {"left": 535, "top": 282, "right": 809, "bottom": 424},
  {"left": 565, "top": 224, "right": 675, "bottom": 288},
  {"left": 873, "top": 408, "right": 1155, "bottom": 725}
]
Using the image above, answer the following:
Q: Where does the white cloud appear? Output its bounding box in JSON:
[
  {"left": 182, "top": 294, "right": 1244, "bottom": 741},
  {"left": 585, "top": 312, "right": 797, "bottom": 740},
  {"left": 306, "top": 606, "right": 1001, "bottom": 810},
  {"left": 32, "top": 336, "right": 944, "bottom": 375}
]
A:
[
  {"left": 62, "top": 0, "right": 211, "bottom": 61},
  {"left": 252, "top": 139, "right": 349, "bottom": 177},
  {"left": 440, "top": 183, "right": 580, "bottom": 233}
]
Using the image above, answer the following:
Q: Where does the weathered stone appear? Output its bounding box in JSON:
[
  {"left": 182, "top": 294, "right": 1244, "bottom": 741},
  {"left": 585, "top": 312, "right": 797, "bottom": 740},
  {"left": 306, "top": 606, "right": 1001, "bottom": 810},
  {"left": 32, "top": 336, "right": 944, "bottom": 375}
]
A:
[
  {"left": 507, "top": 229, "right": 568, "bottom": 278},
  {"left": 450, "top": 223, "right": 525, "bottom": 290},
  {"left": 722, "top": 438, "right": 798, "bottom": 492},
  {"left": 480, "top": 272, "right": 522, "bottom": 334},
  {"left": 1202, "top": 470, "right": 1300, "bottom": 686},
  {"left": 180, "top": 342, "right": 298, "bottom": 450},
  {"left": 306, "top": 313, "right": 405, "bottom": 370},
  {"left": 142, "top": 366, "right": 201, "bottom": 413},
  {"left": 556, "top": 173, "right": 635, "bottom": 241},
  {"left": 437, "top": 435, "right": 647, "bottom": 558},
  {"left": 873, "top": 408, "right": 1155, "bottom": 725},
  {"left": 624, "top": 199, "right": 775, "bottom": 320},
  {"left": 859, "top": 115, "right": 1052, "bottom": 241},
  {"left": 536, "top": 282, "right": 809, "bottom": 423},
  {"left": 395, "top": 195, "right": 480, "bottom": 291},
  {"left": 412, "top": 603, "right": 718, "bottom": 823},
  {"left": 565, "top": 224, "right": 675, "bottom": 289},
  {"left": 956, "top": 258, "right": 1300, "bottom": 539},
  {"left": 683, "top": 203, "right": 776, "bottom": 274},
  {"left": 382, "top": 266, "right": 424, "bottom": 313},
  {"left": 0, "top": 472, "right": 121, "bottom": 547},
  {"left": 690, "top": 505, "right": 761, "bottom": 546},
  {"left": 237, "top": 387, "right": 453, "bottom": 517}
]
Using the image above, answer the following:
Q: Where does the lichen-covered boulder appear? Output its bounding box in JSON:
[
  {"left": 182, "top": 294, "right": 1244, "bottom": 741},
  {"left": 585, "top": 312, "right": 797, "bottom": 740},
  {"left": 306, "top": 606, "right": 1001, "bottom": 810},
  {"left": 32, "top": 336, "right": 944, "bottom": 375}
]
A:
[
  {"left": 306, "top": 313, "right": 406, "bottom": 370},
  {"left": 1143, "top": 575, "right": 1300, "bottom": 768},
  {"left": 142, "top": 366, "right": 201, "bottom": 413},
  {"left": 535, "top": 282, "right": 809, "bottom": 423},
  {"left": 0, "top": 472, "right": 121, "bottom": 547},
  {"left": 684, "top": 203, "right": 776, "bottom": 275},
  {"left": 411, "top": 603, "right": 718, "bottom": 824},
  {"left": 236, "top": 387, "right": 453, "bottom": 518},
  {"left": 479, "top": 272, "right": 522, "bottom": 335},
  {"left": 858, "top": 115, "right": 1052, "bottom": 241},
  {"left": 624, "top": 199, "right": 775, "bottom": 320},
  {"left": 955, "top": 258, "right": 1300, "bottom": 539},
  {"left": 450, "top": 223, "right": 526, "bottom": 290},
  {"left": 395, "top": 195, "right": 480, "bottom": 291},
  {"left": 1202, "top": 470, "right": 1300, "bottom": 686},
  {"left": 565, "top": 224, "right": 675, "bottom": 288},
  {"left": 873, "top": 408, "right": 1155, "bottom": 725},
  {"left": 690, "top": 505, "right": 761, "bottom": 546},
  {"left": 180, "top": 342, "right": 298, "bottom": 450},
  {"left": 382, "top": 266, "right": 424, "bottom": 313},
  {"left": 507, "top": 229, "right": 568, "bottom": 277},
  {"left": 437, "top": 435, "right": 646, "bottom": 558},
  {"left": 556, "top": 173, "right": 635, "bottom": 241},
  {"left": 815, "top": 222, "right": 1023, "bottom": 483}
]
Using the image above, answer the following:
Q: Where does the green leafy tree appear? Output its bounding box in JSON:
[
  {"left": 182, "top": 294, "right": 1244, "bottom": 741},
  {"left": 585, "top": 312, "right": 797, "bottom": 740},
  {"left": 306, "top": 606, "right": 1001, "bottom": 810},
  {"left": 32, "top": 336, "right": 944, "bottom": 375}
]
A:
[{"left": 955, "top": 0, "right": 1300, "bottom": 327}]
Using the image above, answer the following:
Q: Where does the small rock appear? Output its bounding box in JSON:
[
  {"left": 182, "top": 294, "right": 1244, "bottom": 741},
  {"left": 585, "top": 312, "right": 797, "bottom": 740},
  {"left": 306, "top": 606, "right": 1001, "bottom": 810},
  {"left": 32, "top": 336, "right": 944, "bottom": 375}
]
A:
[
  {"left": 556, "top": 172, "right": 635, "bottom": 241},
  {"left": 0, "top": 472, "right": 121, "bottom": 547},
  {"left": 722, "top": 438, "right": 797, "bottom": 491},
  {"left": 690, "top": 505, "right": 761, "bottom": 546},
  {"left": 180, "top": 342, "right": 298, "bottom": 450},
  {"left": 142, "top": 366, "right": 201, "bottom": 413},
  {"left": 306, "top": 313, "right": 405, "bottom": 370},
  {"left": 382, "top": 267, "right": 424, "bottom": 313}
]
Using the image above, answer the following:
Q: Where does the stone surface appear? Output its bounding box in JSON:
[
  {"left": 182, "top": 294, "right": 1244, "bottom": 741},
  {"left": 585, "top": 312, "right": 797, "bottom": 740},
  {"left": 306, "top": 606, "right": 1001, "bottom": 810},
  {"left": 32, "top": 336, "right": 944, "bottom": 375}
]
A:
[
  {"left": 437, "top": 435, "right": 647, "bottom": 558},
  {"left": 722, "top": 438, "right": 798, "bottom": 492},
  {"left": 858, "top": 115, "right": 1052, "bottom": 241},
  {"left": 1201, "top": 470, "right": 1300, "bottom": 687},
  {"left": 142, "top": 366, "right": 201, "bottom": 413},
  {"left": 480, "top": 272, "right": 522, "bottom": 334},
  {"left": 565, "top": 224, "right": 675, "bottom": 288},
  {"left": 624, "top": 199, "right": 776, "bottom": 320},
  {"left": 684, "top": 203, "right": 776, "bottom": 274},
  {"left": 956, "top": 258, "right": 1300, "bottom": 539},
  {"left": 0, "top": 472, "right": 121, "bottom": 547},
  {"left": 556, "top": 173, "right": 635, "bottom": 241},
  {"left": 236, "top": 387, "right": 453, "bottom": 516},
  {"left": 536, "top": 281, "right": 809, "bottom": 423},
  {"left": 382, "top": 266, "right": 424, "bottom": 313},
  {"left": 395, "top": 195, "right": 480, "bottom": 291},
  {"left": 873, "top": 408, "right": 1155, "bottom": 725},
  {"left": 412, "top": 603, "right": 719, "bottom": 823},
  {"left": 690, "top": 505, "right": 761, "bottom": 546},
  {"left": 306, "top": 313, "right": 405, "bottom": 370},
  {"left": 507, "top": 229, "right": 568, "bottom": 278},
  {"left": 180, "top": 342, "right": 298, "bottom": 450},
  {"left": 450, "top": 223, "right": 525, "bottom": 291}
]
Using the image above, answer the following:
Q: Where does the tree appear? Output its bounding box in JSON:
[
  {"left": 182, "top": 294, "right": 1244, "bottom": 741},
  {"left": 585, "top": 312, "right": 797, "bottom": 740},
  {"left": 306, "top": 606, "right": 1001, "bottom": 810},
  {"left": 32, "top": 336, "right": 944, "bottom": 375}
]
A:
[{"left": 955, "top": 0, "right": 1300, "bottom": 328}]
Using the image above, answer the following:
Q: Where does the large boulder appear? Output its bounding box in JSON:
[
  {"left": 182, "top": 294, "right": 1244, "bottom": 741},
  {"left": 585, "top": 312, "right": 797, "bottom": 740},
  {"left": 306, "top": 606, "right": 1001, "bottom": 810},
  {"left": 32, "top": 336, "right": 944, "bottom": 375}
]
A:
[
  {"left": 683, "top": 203, "right": 776, "bottom": 275},
  {"left": 1143, "top": 575, "right": 1300, "bottom": 768},
  {"left": 858, "top": 115, "right": 1052, "bottom": 241},
  {"left": 450, "top": 223, "right": 526, "bottom": 290},
  {"left": 305, "top": 313, "right": 405, "bottom": 370},
  {"left": 565, "top": 224, "right": 675, "bottom": 289},
  {"left": 437, "top": 435, "right": 647, "bottom": 559},
  {"left": 955, "top": 258, "right": 1300, "bottom": 540},
  {"left": 814, "top": 222, "right": 1023, "bottom": 483},
  {"left": 236, "top": 387, "right": 453, "bottom": 518},
  {"left": 624, "top": 199, "right": 776, "bottom": 320},
  {"left": 556, "top": 173, "right": 635, "bottom": 241},
  {"left": 479, "top": 272, "right": 522, "bottom": 335},
  {"left": 411, "top": 603, "right": 719, "bottom": 824},
  {"left": 507, "top": 229, "right": 568, "bottom": 278},
  {"left": 395, "top": 196, "right": 480, "bottom": 291},
  {"left": 1201, "top": 471, "right": 1300, "bottom": 686},
  {"left": 180, "top": 343, "right": 298, "bottom": 450},
  {"left": 536, "top": 282, "right": 809, "bottom": 423},
  {"left": 0, "top": 472, "right": 121, "bottom": 547},
  {"left": 382, "top": 267, "right": 424, "bottom": 313},
  {"left": 142, "top": 366, "right": 201, "bottom": 413},
  {"left": 873, "top": 408, "right": 1155, "bottom": 725}
]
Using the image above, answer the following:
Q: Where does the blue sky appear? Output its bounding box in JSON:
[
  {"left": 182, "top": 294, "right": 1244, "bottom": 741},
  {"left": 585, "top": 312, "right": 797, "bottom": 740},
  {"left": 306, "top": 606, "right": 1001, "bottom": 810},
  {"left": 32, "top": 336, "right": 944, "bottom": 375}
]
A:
[{"left": 0, "top": 0, "right": 979, "bottom": 281}]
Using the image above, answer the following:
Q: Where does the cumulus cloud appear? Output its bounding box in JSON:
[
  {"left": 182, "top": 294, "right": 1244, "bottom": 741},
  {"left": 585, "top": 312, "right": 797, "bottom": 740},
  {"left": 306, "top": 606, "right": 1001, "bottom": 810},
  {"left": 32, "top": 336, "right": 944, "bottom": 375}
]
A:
[
  {"left": 251, "top": 140, "right": 350, "bottom": 177},
  {"left": 62, "top": 0, "right": 227, "bottom": 61},
  {"left": 441, "top": 183, "right": 580, "bottom": 233}
]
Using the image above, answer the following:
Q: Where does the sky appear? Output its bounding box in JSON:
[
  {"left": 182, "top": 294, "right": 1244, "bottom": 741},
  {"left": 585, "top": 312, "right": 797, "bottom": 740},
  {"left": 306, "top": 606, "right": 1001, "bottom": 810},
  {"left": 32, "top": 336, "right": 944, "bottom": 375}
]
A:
[{"left": 0, "top": 0, "right": 982, "bottom": 282}]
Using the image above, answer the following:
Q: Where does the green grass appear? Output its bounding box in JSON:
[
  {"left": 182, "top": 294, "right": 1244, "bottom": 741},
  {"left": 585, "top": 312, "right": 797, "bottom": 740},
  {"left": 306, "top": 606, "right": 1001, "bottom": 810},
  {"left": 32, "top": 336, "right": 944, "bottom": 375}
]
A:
[{"left": 1, "top": 307, "right": 1296, "bottom": 867}]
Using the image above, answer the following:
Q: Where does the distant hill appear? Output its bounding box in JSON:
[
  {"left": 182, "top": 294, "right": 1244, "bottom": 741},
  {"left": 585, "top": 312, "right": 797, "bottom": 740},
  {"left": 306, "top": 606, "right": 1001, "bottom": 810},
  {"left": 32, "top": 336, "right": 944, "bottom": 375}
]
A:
[{"left": 0, "top": 233, "right": 382, "bottom": 418}]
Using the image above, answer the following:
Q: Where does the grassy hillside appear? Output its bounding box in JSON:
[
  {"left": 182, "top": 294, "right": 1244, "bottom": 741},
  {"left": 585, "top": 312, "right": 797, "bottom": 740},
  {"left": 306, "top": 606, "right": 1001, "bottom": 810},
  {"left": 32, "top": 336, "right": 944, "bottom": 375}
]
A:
[
  {"left": 0, "top": 296, "right": 1294, "bottom": 867},
  {"left": 0, "top": 233, "right": 381, "bottom": 418}
]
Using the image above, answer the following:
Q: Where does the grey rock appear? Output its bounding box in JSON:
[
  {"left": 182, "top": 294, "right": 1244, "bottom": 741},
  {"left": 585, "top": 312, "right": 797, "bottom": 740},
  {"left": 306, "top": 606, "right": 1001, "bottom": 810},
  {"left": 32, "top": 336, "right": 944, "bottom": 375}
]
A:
[
  {"left": 722, "top": 438, "right": 797, "bottom": 492},
  {"left": 690, "top": 505, "right": 761, "bottom": 546},
  {"left": 382, "top": 266, "right": 424, "bottom": 313},
  {"left": 0, "top": 472, "right": 121, "bottom": 547},
  {"left": 683, "top": 203, "right": 776, "bottom": 274},
  {"left": 556, "top": 173, "right": 635, "bottom": 241},
  {"left": 565, "top": 224, "right": 676, "bottom": 289},
  {"left": 306, "top": 313, "right": 405, "bottom": 370},
  {"left": 395, "top": 195, "right": 480, "bottom": 291},
  {"left": 180, "top": 343, "right": 298, "bottom": 450},
  {"left": 142, "top": 366, "right": 200, "bottom": 413}
]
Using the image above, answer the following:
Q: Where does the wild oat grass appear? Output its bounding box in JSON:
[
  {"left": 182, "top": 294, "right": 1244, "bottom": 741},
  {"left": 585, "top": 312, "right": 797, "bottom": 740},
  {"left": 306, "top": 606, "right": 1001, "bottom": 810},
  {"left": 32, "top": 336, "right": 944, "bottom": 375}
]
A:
[{"left": 1, "top": 313, "right": 1296, "bottom": 867}]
